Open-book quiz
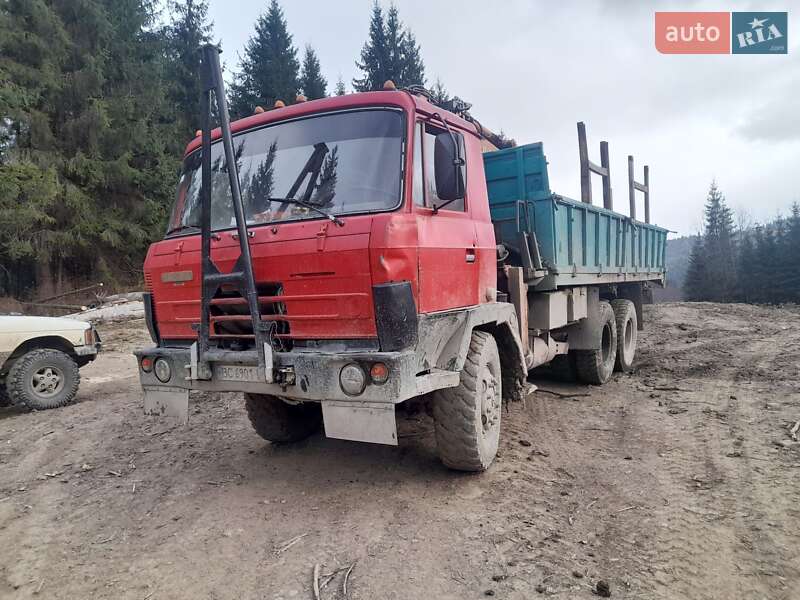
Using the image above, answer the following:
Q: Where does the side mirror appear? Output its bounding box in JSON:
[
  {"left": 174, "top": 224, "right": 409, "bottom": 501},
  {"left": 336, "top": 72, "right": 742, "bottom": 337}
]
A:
[{"left": 434, "top": 131, "right": 465, "bottom": 202}]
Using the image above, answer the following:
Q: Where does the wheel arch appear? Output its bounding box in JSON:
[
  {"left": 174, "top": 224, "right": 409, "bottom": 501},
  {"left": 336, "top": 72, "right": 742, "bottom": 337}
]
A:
[
  {"left": 475, "top": 319, "right": 527, "bottom": 403},
  {"left": 1, "top": 336, "right": 77, "bottom": 375}
]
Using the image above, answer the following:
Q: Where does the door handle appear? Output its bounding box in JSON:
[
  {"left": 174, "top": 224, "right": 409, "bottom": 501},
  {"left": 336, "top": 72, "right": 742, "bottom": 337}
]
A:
[
  {"left": 231, "top": 230, "right": 254, "bottom": 240},
  {"left": 465, "top": 249, "right": 476, "bottom": 263}
]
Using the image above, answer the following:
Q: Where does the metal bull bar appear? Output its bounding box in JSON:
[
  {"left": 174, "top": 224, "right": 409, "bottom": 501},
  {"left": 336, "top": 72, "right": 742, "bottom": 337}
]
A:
[{"left": 195, "top": 44, "right": 271, "bottom": 382}]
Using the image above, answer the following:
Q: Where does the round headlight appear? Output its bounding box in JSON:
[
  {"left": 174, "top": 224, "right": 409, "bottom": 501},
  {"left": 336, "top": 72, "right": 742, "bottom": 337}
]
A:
[
  {"left": 339, "top": 363, "right": 366, "bottom": 396},
  {"left": 154, "top": 357, "right": 172, "bottom": 383}
]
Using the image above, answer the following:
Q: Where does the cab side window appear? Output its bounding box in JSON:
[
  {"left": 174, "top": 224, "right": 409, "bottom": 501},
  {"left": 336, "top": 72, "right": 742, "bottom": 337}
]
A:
[{"left": 418, "top": 122, "right": 466, "bottom": 212}]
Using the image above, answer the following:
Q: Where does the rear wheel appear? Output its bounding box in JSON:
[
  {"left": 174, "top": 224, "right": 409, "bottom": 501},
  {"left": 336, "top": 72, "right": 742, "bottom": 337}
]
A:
[
  {"left": 575, "top": 301, "right": 618, "bottom": 385},
  {"left": 611, "top": 299, "right": 638, "bottom": 372},
  {"left": 244, "top": 393, "right": 322, "bottom": 443},
  {"left": 7, "top": 349, "right": 80, "bottom": 410},
  {"left": 433, "top": 330, "right": 502, "bottom": 472}
]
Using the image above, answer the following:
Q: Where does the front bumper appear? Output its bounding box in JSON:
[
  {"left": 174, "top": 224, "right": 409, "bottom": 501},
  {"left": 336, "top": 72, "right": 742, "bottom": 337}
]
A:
[
  {"left": 133, "top": 346, "right": 457, "bottom": 404},
  {"left": 74, "top": 342, "right": 101, "bottom": 358}
]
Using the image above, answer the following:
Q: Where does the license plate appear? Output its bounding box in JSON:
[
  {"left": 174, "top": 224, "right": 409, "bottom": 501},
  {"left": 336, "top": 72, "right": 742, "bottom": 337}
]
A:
[{"left": 214, "top": 365, "right": 261, "bottom": 382}]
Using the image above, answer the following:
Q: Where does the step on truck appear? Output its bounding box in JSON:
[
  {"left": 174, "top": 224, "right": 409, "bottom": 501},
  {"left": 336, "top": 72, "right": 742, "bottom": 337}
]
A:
[{"left": 135, "top": 45, "right": 666, "bottom": 471}]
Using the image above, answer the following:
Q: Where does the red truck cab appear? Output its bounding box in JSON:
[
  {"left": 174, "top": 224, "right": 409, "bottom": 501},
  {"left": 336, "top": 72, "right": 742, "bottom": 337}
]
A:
[{"left": 137, "top": 86, "right": 527, "bottom": 471}]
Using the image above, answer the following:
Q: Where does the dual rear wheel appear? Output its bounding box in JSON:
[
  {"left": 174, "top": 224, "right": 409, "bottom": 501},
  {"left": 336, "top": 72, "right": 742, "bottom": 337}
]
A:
[{"left": 561, "top": 299, "right": 638, "bottom": 385}]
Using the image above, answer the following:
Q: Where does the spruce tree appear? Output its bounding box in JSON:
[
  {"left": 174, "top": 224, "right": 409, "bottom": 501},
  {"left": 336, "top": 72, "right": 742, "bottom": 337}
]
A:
[
  {"left": 683, "top": 238, "right": 708, "bottom": 301},
  {"left": 785, "top": 203, "right": 800, "bottom": 302},
  {"left": 334, "top": 75, "right": 347, "bottom": 96},
  {"left": 299, "top": 45, "right": 327, "bottom": 100},
  {"left": 164, "top": 0, "right": 213, "bottom": 143},
  {"left": 429, "top": 78, "right": 450, "bottom": 104},
  {"left": 685, "top": 181, "right": 737, "bottom": 303},
  {"left": 735, "top": 231, "right": 758, "bottom": 303},
  {"left": 353, "top": 2, "right": 426, "bottom": 91},
  {"left": 229, "top": 0, "right": 299, "bottom": 118}
]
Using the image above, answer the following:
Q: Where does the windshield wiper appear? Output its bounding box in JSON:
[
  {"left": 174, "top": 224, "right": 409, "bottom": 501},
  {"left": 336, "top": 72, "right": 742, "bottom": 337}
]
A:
[
  {"left": 269, "top": 197, "right": 344, "bottom": 227},
  {"left": 167, "top": 224, "right": 201, "bottom": 235}
]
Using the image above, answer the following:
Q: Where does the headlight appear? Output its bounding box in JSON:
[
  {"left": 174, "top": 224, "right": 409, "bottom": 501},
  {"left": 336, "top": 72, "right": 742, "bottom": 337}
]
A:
[
  {"left": 339, "top": 363, "right": 366, "bottom": 396},
  {"left": 154, "top": 358, "right": 172, "bottom": 383}
]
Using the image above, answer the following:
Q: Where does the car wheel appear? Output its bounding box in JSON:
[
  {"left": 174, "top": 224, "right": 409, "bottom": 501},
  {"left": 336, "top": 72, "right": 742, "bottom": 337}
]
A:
[{"left": 7, "top": 349, "right": 80, "bottom": 410}]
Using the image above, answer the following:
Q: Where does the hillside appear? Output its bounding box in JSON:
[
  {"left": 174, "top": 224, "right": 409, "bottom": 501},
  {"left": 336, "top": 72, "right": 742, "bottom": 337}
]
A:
[{"left": 654, "top": 235, "right": 696, "bottom": 302}]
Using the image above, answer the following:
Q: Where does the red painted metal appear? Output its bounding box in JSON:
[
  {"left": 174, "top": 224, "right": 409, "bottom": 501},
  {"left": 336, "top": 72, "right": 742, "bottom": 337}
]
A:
[{"left": 145, "top": 90, "right": 493, "bottom": 343}]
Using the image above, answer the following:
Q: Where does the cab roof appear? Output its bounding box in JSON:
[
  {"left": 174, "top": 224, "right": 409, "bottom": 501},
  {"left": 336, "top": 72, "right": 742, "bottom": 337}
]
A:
[{"left": 183, "top": 90, "right": 480, "bottom": 157}]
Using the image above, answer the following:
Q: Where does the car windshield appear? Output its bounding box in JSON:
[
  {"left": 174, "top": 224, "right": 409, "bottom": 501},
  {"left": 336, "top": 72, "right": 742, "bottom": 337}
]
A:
[{"left": 167, "top": 109, "right": 404, "bottom": 234}]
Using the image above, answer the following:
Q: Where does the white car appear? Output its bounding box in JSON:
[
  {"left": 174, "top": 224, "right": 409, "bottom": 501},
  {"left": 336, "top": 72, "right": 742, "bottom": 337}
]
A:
[{"left": 0, "top": 316, "right": 101, "bottom": 410}]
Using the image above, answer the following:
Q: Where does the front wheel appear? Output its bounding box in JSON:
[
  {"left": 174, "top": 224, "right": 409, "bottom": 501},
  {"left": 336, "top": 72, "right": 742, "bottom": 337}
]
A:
[
  {"left": 433, "top": 330, "right": 502, "bottom": 472},
  {"left": 244, "top": 393, "right": 322, "bottom": 443},
  {"left": 7, "top": 349, "right": 80, "bottom": 410}
]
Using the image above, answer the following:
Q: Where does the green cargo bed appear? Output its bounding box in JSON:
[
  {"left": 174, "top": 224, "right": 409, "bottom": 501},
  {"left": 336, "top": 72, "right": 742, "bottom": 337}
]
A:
[{"left": 484, "top": 143, "right": 667, "bottom": 290}]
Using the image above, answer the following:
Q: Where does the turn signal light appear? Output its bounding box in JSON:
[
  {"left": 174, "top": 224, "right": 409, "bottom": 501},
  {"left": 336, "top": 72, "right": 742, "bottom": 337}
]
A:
[
  {"left": 141, "top": 357, "right": 153, "bottom": 372},
  {"left": 370, "top": 362, "right": 389, "bottom": 384}
]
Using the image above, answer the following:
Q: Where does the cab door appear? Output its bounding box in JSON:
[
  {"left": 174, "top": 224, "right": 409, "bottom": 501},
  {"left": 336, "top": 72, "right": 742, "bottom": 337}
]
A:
[{"left": 413, "top": 121, "right": 480, "bottom": 313}]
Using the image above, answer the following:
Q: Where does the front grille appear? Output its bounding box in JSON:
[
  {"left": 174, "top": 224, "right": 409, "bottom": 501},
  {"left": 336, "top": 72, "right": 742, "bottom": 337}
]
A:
[{"left": 209, "top": 282, "right": 291, "bottom": 350}]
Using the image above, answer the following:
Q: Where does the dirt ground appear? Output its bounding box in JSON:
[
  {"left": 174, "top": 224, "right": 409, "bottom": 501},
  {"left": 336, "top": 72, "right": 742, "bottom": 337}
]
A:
[{"left": 1, "top": 302, "right": 799, "bottom": 600}]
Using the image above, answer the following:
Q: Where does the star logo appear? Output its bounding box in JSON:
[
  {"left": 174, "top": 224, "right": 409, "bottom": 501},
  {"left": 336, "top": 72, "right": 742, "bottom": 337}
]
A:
[{"left": 748, "top": 17, "right": 768, "bottom": 29}]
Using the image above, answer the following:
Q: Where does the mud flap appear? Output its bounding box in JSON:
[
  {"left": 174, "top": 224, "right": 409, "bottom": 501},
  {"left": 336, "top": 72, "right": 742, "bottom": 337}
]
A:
[
  {"left": 322, "top": 401, "right": 397, "bottom": 446},
  {"left": 143, "top": 386, "right": 189, "bottom": 423}
]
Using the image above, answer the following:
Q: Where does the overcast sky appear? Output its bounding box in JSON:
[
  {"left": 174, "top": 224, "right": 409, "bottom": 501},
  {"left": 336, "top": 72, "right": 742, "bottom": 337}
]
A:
[{"left": 203, "top": 0, "right": 799, "bottom": 237}]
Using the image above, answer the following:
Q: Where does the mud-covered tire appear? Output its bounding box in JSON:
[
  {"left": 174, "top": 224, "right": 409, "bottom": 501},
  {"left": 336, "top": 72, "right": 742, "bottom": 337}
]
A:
[
  {"left": 575, "top": 301, "right": 618, "bottom": 385},
  {"left": 244, "top": 393, "right": 321, "bottom": 443},
  {"left": 7, "top": 349, "right": 80, "bottom": 410},
  {"left": 611, "top": 299, "right": 638, "bottom": 372},
  {"left": 433, "top": 330, "right": 502, "bottom": 472},
  {"left": 548, "top": 352, "right": 578, "bottom": 382}
]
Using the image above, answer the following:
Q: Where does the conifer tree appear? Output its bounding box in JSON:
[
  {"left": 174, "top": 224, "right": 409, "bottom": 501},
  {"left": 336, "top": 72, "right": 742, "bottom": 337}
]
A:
[
  {"left": 165, "top": 0, "right": 213, "bottom": 143},
  {"left": 683, "top": 238, "right": 708, "bottom": 301},
  {"left": 299, "top": 45, "right": 327, "bottom": 100},
  {"left": 735, "top": 231, "right": 758, "bottom": 303},
  {"left": 684, "top": 182, "right": 737, "bottom": 302},
  {"left": 0, "top": 0, "right": 176, "bottom": 296},
  {"left": 353, "top": 2, "right": 426, "bottom": 91},
  {"left": 229, "top": 0, "right": 299, "bottom": 117},
  {"left": 785, "top": 203, "right": 800, "bottom": 302},
  {"left": 429, "top": 78, "right": 450, "bottom": 104},
  {"left": 702, "top": 181, "right": 737, "bottom": 302},
  {"left": 334, "top": 75, "right": 347, "bottom": 96}
]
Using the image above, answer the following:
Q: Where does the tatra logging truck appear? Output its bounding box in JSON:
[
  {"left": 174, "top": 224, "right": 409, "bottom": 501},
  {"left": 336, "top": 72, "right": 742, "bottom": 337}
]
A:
[{"left": 135, "top": 46, "right": 666, "bottom": 471}]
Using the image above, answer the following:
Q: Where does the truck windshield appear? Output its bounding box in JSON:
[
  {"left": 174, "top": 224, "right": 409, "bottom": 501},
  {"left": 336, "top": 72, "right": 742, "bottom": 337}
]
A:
[{"left": 167, "top": 109, "right": 404, "bottom": 234}]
